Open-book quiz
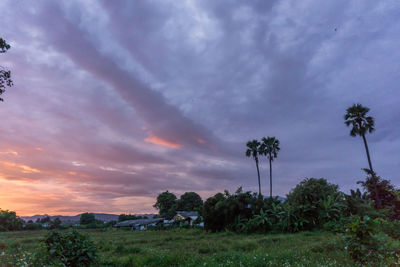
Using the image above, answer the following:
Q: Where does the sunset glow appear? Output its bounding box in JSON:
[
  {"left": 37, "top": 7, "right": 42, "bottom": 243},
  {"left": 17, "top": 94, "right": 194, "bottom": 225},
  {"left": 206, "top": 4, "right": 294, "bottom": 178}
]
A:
[{"left": 144, "top": 134, "right": 182, "bottom": 149}]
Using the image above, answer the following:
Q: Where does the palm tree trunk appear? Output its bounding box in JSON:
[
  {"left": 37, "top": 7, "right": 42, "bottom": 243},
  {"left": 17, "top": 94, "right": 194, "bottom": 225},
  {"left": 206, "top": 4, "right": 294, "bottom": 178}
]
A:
[
  {"left": 269, "top": 153, "right": 272, "bottom": 198},
  {"left": 255, "top": 157, "right": 261, "bottom": 196},
  {"left": 362, "top": 134, "right": 381, "bottom": 208},
  {"left": 361, "top": 134, "right": 373, "bottom": 173}
]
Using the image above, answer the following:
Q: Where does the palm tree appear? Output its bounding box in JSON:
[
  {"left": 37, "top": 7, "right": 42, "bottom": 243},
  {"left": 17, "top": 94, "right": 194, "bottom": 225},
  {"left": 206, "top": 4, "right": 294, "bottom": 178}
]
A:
[
  {"left": 246, "top": 140, "right": 262, "bottom": 196},
  {"left": 344, "top": 104, "right": 375, "bottom": 173},
  {"left": 260, "top": 137, "right": 280, "bottom": 198},
  {"left": 345, "top": 104, "right": 381, "bottom": 208}
]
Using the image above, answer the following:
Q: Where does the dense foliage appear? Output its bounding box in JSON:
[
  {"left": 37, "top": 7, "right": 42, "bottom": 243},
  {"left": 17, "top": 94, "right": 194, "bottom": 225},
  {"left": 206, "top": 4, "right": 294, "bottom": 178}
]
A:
[
  {"left": 358, "top": 169, "right": 400, "bottom": 219},
  {"left": 43, "top": 230, "right": 98, "bottom": 267},
  {"left": 203, "top": 188, "right": 285, "bottom": 232},
  {"left": 344, "top": 216, "right": 399, "bottom": 264},
  {"left": 80, "top": 213, "right": 96, "bottom": 225},
  {"left": 176, "top": 192, "right": 203, "bottom": 212},
  {"left": 154, "top": 191, "right": 203, "bottom": 219},
  {"left": 286, "top": 178, "right": 345, "bottom": 229},
  {"left": 153, "top": 191, "right": 178, "bottom": 219},
  {"left": 0, "top": 209, "right": 24, "bottom": 231}
]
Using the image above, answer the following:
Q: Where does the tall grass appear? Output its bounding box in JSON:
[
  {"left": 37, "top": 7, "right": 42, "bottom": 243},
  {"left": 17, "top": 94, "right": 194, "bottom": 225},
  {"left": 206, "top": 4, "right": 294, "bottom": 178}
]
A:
[{"left": 0, "top": 228, "right": 362, "bottom": 266}]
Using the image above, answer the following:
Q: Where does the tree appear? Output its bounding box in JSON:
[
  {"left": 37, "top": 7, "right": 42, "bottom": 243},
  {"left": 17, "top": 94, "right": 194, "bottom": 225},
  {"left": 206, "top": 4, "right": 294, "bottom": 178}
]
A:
[
  {"left": 344, "top": 104, "right": 380, "bottom": 207},
  {"left": 50, "top": 217, "right": 62, "bottom": 229},
  {"left": 0, "top": 37, "right": 13, "bottom": 101},
  {"left": 153, "top": 191, "right": 177, "bottom": 219},
  {"left": 40, "top": 216, "right": 51, "bottom": 224},
  {"left": 358, "top": 168, "right": 400, "bottom": 219},
  {"left": 260, "top": 137, "right": 280, "bottom": 198},
  {"left": 79, "top": 212, "right": 96, "bottom": 225},
  {"left": 246, "top": 139, "right": 262, "bottom": 196},
  {"left": 0, "top": 209, "right": 24, "bottom": 231},
  {"left": 286, "top": 178, "right": 344, "bottom": 228},
  {"left": 344, "top": 104, "right": 375, "bottom": 173},
  {"left": 177, "top": 192, "right": 203, "bottom": 211}
]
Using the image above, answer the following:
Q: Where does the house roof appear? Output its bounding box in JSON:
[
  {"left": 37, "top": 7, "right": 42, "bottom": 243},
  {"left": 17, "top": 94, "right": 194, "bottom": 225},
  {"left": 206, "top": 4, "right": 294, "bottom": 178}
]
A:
[
  {"left": 114, "top": 218, "right": 164, "bottom": 227},
  {"left": 175, "top": 211, "right": 198, "bottom": 219}
]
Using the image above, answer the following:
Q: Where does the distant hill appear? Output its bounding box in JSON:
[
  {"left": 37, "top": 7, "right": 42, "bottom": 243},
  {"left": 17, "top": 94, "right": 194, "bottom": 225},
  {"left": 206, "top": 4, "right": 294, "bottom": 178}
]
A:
[{"left": 21, "top": 213, "right": 156, "bottom": 223}]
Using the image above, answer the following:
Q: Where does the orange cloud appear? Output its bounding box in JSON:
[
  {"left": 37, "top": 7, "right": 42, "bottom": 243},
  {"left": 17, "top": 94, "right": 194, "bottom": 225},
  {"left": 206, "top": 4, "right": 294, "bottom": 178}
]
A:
[
  {"left": 144, "top": 133, "right": 182, "bottom": 149},
  {"left": 2, "top": 161, "right": 40, "bottom": 173}
]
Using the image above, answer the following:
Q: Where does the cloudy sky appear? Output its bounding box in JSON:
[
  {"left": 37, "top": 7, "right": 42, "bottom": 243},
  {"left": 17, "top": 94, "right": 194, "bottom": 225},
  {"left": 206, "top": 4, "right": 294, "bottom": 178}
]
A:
[{"left": 0, "top": 0, "right": 399, "bottom": 216}]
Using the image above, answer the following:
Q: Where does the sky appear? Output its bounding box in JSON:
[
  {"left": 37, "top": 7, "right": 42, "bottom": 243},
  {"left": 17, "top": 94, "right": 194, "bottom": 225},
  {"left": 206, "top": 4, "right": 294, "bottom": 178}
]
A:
[{"left": 0, "top": 0, "right": 399, "bottom": 216}]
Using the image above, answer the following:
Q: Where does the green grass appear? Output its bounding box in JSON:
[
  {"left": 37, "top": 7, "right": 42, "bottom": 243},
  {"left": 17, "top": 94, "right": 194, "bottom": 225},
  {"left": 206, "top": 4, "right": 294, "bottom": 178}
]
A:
[{"left": 0, "top": 228, "right": 357, "bottom": 266}]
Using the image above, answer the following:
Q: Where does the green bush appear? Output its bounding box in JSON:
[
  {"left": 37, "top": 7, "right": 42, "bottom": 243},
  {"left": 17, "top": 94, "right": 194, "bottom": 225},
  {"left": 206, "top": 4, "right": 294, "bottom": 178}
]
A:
[
  {"left": 286, "top": 178, "right": 345, "bottom": 229},
  {"left": 323, "top": 217, "right": 351, "bottom": 233},
  {"left": 344, "top": 215, "right": 399, "bottom": 264},
  {"left": 203, "top": 188, "right": 268, "bottom": 232},
  {"left": 203, "top": 187, "right": 288, "bottom": 233},
  {"left": 344, "top": 188, "right": 381, "bottom": 218},
  {"left": 358, "top": 170, "right": 400, "bottom": 220},
  {"left": 43, "top": 230, "right": 98, "bottom": 267}
]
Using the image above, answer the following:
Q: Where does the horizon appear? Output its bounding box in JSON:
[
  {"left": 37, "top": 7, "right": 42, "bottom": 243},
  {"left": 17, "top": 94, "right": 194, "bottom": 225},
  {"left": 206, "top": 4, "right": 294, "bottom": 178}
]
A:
[{"left": 0, "top": 1, "right": 399, "bottom": 217}]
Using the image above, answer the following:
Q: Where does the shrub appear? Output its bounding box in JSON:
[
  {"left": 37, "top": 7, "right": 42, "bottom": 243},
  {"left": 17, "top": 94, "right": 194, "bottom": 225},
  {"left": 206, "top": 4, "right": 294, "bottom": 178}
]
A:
[
  {"left": 323, "top": 217, "right": 351, "bottom": 233},
  {"left": 286, "top": 178, "right": 345, "bottom": 229},
  {"left": 344, "top": 188, "right": 381, "bottom": 218},
  {"left": 43, "top": 230, "right": 98, "bottom": 267},
  {"left": 203, "top": 187, "right": 286, "bottom": 232},
  {"left": 344, "top": 215, "right": 399, "bottom": 264},
  {"left": 358, "top": 169, "right": 400, "bottom": 220}
]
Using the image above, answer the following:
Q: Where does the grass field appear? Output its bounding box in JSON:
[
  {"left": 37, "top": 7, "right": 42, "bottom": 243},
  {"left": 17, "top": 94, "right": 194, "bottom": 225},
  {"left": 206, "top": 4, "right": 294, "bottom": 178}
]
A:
[{"left": 0, "top": 229, "right": 359, "bottom": 266}]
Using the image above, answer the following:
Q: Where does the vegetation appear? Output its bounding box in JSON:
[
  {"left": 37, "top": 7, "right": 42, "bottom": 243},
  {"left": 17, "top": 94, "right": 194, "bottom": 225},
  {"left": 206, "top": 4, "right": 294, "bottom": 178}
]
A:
[
  {"left": 245, "top": 140, "right": 262, "bottom": 196},
  {"left": 0, "top": 229, "right": 375, "bottom": 266},
  {"left": 344, "top": 216, "right": 399, "bottom": 264},
  {"left": 153, "top": 191, "right": 178, "bottom": 219},
  {"left": 286, "top": 178, "right": 344, "bottom": 229},
  {"left": 176, "top": 192, "right": 203, "bottom": 212},
  {"left": 0, "top": 209, "right": 24, "bottom": 231},
  {"left": 358, "top": 169, "right": 400, "bottom": 220},
  {"left": 43, "top": 230, "right": 98, "bottom": 266},
  {"left": 80, "top": 213, "right": 96, "bottom": 225},
  {"left": 260, "top": 137, "right": 280, "bottom": 198},
  {"left": 0, "top": 37, "right": 13, "bottom": 101},
  {"left": 154, "top": 191, "right": 203, "bottom": 219},
  {"left": 344, "top": 103, "right": 375, "bottom": 173}
]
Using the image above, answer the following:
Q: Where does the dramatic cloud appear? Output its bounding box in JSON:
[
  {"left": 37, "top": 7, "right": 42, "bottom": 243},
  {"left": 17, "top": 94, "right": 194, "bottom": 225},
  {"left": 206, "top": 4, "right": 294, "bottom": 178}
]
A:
[{"left": 0, "top": 0, "right": 398, "bottom": 215}]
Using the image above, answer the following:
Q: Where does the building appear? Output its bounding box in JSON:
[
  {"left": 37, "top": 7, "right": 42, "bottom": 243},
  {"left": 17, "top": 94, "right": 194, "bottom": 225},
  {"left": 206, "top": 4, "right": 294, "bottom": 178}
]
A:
[
  {"left": 173, "top": 211, "right": 200, "bottom": 226},
  {"left": 114, "top": 218, "right": 164, "bottom": 230}
]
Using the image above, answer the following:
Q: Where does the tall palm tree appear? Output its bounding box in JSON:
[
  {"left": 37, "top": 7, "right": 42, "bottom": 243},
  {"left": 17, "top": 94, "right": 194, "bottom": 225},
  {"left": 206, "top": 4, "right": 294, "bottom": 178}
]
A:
[
  {"left": 246, "top": 140, "right": 262, "bottom": 196},
  {"left": 260, "top": 137, "right": 280, "bottom": 198},
  {"left": 345, "top": 104, "right": 381, "bottom": 208},
  {"left": 344, "top": 104, "right": 375, "bottom": 173}
]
